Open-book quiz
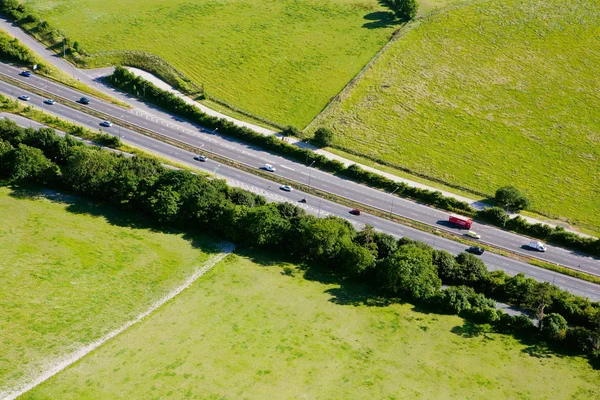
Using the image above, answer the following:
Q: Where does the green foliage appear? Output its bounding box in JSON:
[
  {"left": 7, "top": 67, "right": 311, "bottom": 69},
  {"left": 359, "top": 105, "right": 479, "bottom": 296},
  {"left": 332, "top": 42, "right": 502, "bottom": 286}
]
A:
[
  {"left": 379, "top": 244, "right": 441, "bottom": 300},
  {"left": 313, "top": 127, "right": 334, "bottom": 147},
  {"left": 542, "top": 313, "right": 569, "bottom": 342},
  {"left": 391, "top": 0, "right": 419, "bottom": 20},
  {"left": 495, "top": 185, "right": 530, "bottom": 211},
  {"left": 4, "top": 144, "right": 55, "bottom": 182}
]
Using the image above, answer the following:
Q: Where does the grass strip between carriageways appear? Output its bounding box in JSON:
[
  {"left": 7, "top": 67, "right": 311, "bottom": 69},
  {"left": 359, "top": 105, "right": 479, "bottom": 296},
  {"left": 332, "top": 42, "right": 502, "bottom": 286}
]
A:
[{"left": 1, "top": 71, "right": 597, "bottom": 286}]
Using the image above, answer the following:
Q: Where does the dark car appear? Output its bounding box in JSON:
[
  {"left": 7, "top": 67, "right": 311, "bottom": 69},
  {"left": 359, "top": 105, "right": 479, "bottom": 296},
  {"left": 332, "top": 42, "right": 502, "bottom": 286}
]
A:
[
  {"left": 466, "top": 246, "right": 485, "bottom": 255},
  {"left": 349, "top": 209, "right": 362, "bottom": 216},
  {"left": 20, "top": 71, "right": 31, "bottom": 77},
  {"left": 193, "top": 155, "right": 207, "bottom": 162},
  {"left": 79, "top": 97, "right": 90, "bottom": 105}
]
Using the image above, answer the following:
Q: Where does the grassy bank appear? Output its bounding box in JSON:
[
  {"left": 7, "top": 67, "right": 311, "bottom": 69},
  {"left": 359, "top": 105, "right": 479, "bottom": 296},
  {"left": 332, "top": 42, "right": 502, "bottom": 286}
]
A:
[
  {"left": 310, "top": 0, "right": 600, "bottom": 232},
  {"left": 0, "top": 186, "right": 219, "bottom": 392},
  {"left": 0, "top": 27, "right": 127, "bottom": 107},
  {"left": 21, "top": 252, "right": 600, "bottom": 399}
]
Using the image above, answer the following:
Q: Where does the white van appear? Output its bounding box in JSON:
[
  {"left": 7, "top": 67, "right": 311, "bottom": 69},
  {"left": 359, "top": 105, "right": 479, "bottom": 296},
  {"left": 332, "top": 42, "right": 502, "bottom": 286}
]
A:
[{"left": 529, "top": 240, "right": 547, "bottom": 252}]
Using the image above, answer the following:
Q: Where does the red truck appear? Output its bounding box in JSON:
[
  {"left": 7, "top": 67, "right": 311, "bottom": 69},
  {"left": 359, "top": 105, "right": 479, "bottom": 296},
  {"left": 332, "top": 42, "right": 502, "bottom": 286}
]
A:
[{"left": 449, "top": 214, "right": 472, "bottom": 229}]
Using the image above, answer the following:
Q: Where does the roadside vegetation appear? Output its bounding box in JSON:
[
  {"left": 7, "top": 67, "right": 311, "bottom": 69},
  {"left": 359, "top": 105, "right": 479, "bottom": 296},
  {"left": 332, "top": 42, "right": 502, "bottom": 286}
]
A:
[
  {"left": 1, "top": 119, "right": 599, "bottom": 375},
  {"left": 310, "top": 0, "right": 600, "bottom": 232},
  {"left": 21, "top": 253, "right": 600, "bottom": 399},
  {"left": 0, "top": 27, "right": 126, "bottom": 106},
  {"left": 16, "top": 0, "right": 398, "bottom": 127},
  {"left": 0, "top": 185, "right": 218, "bottom": 392},
  {"left": 106, "top": 67, "right": 600, "bottom": 259}
]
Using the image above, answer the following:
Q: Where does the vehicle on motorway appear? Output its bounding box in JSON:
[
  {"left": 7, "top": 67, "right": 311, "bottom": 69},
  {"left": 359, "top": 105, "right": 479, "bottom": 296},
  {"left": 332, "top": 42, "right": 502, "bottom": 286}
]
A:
[
  {"left": 20, "top": 70, "right": 31, "bottom": 77},
  {"left": 299, "top": 198, "right": 307, "bottom": 203},
  {"left": 349, "top": 209, "right": 362, "bottom": 216},
  {"left": 528, "top": 240, "right": 547, "bottom": 252},
  {"left": 466, "top": 230, "right": 481, "bottom": 239},
  {"left": 43, "top": 99, "right": 55, "bottom": 105},
  {"left": 449, "top": 214, "right": 473, "bottom": 229},
  {"left": 194, "top": 155, "right": 207, "bottom": 162},
  {"left": 79, "top": 97, "right": 90, "bottom": 105},
  {"left": 264, "top": 164, "right": 276, "bottom": 172},
  {"left": 17, "top": 95, "right": 30, "bottom": 101},
  {"left": 99, "top": 121, "right": 113, "bottom": 127},
  {"left": 466, "top": 246, "right": 485, "bottom": 255},
  {"left": 280, "top": 185, "right": 293, "bottom": 192}
]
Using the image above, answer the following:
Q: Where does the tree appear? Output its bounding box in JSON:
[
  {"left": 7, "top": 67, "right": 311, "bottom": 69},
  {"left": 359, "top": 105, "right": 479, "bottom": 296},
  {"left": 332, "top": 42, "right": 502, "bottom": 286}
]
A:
[
  {"left": 147, "top": 186, "right": 181, "bottom": 222},
  {"left": 313, "top": 127, "right": 334, "bottom": 147},
  {"left": 238, "top": 204, "right": 291, "bottom": 246},
  {"left": 62, "top": 146, "right": 117, "bottom": 196},
  {"left": 7, "top": 144, "right": 55, "bottom": 182},
  {"left": 339, "top": 242, "right": 376, "bottom": 276},
  {"left": 373, "top": 232, "right": 397, "bottom": 260},
  {"left": 454, "top": 252, "right": 489, "bottom": 285},
  {"left": 542, "top": 313, "right": 568, "bottom": 342},
  {"left": 277, "top": 202, "right": 306, "bottom": 220},
  {"left": 495, "top": 185, "right": 530, "bottom": 211},
  {"left": 295, "top": 216, "right": 355, "bottom": 263},
  {"left": 378, "top": 244, "right": 441, "bottom": 300},
  {"left": 432, "top": 250, "right": 456, "bottom": 282},
  {"left": 355, "top": 225, "right": 378, "bottom": 258},
  {"left": 525, "top": 281, "right": 554, "bottom": 330},
  {"left": 391, "top": 0, "right": 418, "bottom": 21}
]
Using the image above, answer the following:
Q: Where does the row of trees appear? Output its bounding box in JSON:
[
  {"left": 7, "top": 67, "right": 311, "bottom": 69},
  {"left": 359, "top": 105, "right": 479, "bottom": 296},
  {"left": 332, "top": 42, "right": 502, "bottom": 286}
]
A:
[{"left": 0, "top": 119, "right": 599, "bottom": 365}]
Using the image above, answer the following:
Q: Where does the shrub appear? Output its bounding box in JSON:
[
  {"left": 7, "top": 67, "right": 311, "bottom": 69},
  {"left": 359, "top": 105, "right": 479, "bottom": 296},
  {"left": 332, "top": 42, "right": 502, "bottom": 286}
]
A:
[
  {"left": 495, "top": 185, "right": 530, "bottom": 211},
  {"left": 313, "top": 127, "right": 334, "bottom": 147},
  {"left": 542, "top": 313, "right": 568, "bottom": 342}
]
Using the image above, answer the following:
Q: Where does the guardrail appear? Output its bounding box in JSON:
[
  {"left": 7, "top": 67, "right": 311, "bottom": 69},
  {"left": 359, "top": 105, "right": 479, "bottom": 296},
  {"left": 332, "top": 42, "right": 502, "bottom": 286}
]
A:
[{"left": 1, "top": 71, "right": 597, "bottom": 283}]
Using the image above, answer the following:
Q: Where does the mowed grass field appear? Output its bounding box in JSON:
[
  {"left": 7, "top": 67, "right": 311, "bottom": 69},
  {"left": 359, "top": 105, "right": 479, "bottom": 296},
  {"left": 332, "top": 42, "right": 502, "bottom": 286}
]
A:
[
  {"left": 311, "top": 0, "right": 600, "bottom": 231},
  {"left": 23, "top": 0, "right": 398, "bottom": 128},
  {"left": 22, "top": 252, "right": 600, "bottom": 399},
  {"left": 0, "top": 186, "right": 219, "bottom": 393}
]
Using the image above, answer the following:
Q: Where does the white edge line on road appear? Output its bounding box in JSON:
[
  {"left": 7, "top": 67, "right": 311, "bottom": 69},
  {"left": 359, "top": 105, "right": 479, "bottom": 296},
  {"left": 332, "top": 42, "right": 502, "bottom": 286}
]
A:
[{"left": 1, "top": 243, "right": 235, "bottom": 400}]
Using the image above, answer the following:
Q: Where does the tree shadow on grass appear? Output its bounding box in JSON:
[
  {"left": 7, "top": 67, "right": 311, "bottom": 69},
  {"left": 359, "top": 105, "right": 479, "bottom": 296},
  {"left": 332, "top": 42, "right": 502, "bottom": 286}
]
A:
[
  {"left": 6, "top": 183, "right": 223, "bottom": 254},
  {"left": 362, "top": 11, "right": 401, "bottom": 29}
]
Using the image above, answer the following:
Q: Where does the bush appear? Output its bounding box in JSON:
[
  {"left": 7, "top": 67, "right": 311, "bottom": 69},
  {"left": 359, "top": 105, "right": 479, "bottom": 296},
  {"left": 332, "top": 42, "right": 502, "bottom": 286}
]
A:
[
  {"left": 495, "top": 185, "right": 530, "bottom": 211},
  {"left": 542, "top": 313, "right": 568, "bottom": 342},
  {"left": 313, "top": 127, "right": 334, "bottom": 147}
]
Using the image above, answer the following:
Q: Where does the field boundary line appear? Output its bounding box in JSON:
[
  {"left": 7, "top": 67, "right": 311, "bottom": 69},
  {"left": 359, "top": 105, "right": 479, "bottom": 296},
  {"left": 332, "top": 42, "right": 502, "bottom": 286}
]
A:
[{"left": 1, "top": 242, "right": 235, "bottom": 400}]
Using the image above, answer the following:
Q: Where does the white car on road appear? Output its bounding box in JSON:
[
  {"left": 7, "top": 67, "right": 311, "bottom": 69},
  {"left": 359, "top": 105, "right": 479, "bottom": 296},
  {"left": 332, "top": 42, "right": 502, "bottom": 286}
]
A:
[
  {"left": 264, "top": 164, "right": 276, "bottom": 172},
  {"left": 18, "top": 95, "right": 30, "bottom": 101},
  {"left": 280, "top": 185, "right": 293, "bottom": 192}
]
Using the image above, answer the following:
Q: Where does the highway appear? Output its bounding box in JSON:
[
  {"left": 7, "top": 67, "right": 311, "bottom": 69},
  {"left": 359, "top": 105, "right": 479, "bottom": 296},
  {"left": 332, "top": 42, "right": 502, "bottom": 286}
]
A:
[
  {"left": 1, "top": 87, "right": 599, "bottom": 301},
  {"left": 0, "top": 62, "right": 599, "bottom": 284}
]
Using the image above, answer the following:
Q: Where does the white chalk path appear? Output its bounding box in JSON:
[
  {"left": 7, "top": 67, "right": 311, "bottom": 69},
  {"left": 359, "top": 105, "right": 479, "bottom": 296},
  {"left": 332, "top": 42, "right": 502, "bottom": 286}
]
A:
[{"left": 1, "top": 242, "right": 235, "bottom": 400}]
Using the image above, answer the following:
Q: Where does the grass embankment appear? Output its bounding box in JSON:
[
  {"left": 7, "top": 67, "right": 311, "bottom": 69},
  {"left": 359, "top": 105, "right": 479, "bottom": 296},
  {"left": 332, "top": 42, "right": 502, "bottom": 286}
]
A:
[
  {"left": 0, "top": 186, "right": 219, "bottom": 392},
  {"left": 22, "top": 0, "right": 397, "bottom": 127},
  {"left": 310, "top": 0, "right": 600, "bottom": 232},
  {"left": 0, "top": 28, "right": 127, "bottom": 107},
  {"left": 21, "top": 252, "right": 600, "bottom": 399}
]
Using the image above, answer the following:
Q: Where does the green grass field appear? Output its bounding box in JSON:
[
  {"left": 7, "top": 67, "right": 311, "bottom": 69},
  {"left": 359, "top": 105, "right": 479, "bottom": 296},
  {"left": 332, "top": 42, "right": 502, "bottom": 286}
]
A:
[
  {"left": 22, "top": 252, "right": 600, "bottom": 399},
  {"left": 22, "top": 0, "right": 400, "bottom": 128},
  {"left": 310, "top": 0, "right": 600, "bottom": 232},
  {"left": 0, "top": 186, "right": 219, "bottom": 392}
]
